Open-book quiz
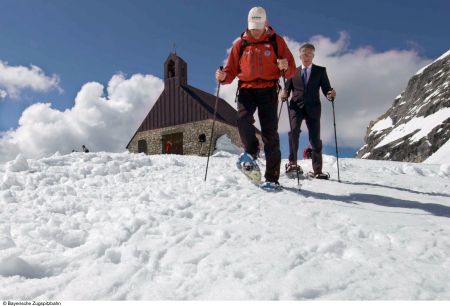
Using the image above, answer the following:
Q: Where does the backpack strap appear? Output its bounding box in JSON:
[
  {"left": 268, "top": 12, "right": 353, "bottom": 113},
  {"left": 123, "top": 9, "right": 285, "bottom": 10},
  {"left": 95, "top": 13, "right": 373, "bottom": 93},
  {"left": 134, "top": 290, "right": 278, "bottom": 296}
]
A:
[
  {"left": 269, "top": 33, "right": 278, "bottom": 59},
  {"left": 238, "top": 32, "right": 248, "bottom": 59}
]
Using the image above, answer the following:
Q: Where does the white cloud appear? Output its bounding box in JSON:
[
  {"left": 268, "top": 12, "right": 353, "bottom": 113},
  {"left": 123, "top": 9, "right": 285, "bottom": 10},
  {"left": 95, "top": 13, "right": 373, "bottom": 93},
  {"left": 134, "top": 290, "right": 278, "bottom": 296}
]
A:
[
  {"left": 0, "top": 60, "right": 61, "bottom": 99},
  {"left": 0, "top": 89, "right": 7, "bottom": 101},
  {"left": 0, "top": 73, "right": 164, "bottom": 162},
  {"left": 218, "top": 32, "right": 431, "bottom": 149}
]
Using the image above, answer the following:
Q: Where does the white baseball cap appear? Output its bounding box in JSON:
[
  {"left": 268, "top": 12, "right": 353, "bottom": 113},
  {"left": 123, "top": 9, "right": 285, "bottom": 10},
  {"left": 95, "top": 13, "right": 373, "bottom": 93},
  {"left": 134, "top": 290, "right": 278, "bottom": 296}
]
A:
[{"left": 248, "top": 7, "right": 267, "bottom": 30}]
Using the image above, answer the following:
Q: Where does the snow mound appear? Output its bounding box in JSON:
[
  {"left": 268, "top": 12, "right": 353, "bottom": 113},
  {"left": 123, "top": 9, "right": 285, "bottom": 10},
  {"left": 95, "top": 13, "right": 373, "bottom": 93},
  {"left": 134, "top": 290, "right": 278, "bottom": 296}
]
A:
[
  {"left": 439, "top": 164, "right": 450, "bottom": 177},
  {"left": 213, "top": 135, "right": 243, "bottom": 156},
  {"left": 6, "top": 154, "right": 29, "bottom": 172}
]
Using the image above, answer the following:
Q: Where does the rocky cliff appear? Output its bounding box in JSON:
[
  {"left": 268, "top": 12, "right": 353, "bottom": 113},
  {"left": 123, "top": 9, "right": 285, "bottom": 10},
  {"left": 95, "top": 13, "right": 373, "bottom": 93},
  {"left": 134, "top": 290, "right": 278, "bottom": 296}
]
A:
[{"left": 356, "top": 50, "right": 450, "bottom": 162}]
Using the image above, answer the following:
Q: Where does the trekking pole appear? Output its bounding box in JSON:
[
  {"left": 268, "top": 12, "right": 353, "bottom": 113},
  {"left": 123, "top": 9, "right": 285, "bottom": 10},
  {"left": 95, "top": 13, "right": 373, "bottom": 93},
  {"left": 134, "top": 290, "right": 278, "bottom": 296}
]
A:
[
  {"left": 277, "top": 76, "right": 289, "bottom": 124},
  {"left": 282, "top": 72, "right": 300, "bottom": 186},
  {"left": 204, "top": 66, "right": 223, "bottom": 181},
  {"left": 277, "top": 98, "right": 285, "bottom": 124},
  {"left": 328, "top": 89, "right": 341, "bottom": 182}
]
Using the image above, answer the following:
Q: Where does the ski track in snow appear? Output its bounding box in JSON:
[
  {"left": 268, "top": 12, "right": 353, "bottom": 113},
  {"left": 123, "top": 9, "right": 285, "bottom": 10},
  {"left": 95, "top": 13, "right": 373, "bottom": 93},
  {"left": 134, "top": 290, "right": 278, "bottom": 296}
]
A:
[{"left": 0, "top": 152, "right": 450, "bottom": 300}]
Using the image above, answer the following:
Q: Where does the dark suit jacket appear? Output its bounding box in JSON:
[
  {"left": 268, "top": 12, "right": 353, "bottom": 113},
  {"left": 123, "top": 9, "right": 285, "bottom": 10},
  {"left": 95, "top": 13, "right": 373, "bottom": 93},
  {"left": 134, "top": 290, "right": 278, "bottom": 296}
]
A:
[{"left": 285, "top": 64, "right": 332, "bottom": 118}]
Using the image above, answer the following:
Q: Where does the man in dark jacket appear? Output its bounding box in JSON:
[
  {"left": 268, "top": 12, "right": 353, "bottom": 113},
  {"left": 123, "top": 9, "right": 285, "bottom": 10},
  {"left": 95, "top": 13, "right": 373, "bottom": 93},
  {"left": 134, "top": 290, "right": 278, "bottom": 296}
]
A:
[
  {"left": 281, "top": 43, "right": 336, "bottom": 179},
  {"left": 216, "top": 6, "right": 296, "bottom": 190}
]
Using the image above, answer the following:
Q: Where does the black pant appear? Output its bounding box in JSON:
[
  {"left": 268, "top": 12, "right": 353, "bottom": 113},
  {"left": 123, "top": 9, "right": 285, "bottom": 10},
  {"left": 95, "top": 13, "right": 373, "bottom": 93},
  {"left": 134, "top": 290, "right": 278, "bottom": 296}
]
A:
[
  {"left": 237, "top": 87, "right": 280, "bottom": 182},
  {"left": 288, "top": 103, "right": 323, "bottom": 174}
]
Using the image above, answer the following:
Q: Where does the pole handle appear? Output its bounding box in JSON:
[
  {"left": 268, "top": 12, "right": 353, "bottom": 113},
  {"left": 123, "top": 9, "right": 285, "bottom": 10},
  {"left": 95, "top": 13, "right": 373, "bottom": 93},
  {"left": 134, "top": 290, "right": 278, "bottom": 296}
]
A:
[{"left": 327, "top": 87, "right": 335, "bottom": 102}]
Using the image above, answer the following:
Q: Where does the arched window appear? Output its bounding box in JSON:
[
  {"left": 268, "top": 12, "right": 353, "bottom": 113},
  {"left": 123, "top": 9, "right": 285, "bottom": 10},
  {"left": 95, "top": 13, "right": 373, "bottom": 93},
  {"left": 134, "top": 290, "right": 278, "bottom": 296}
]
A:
[
  {"left": 198, "top": 133, "right": 206, "bottom": 143},
  {"left": 138, "top": 139, "right": 147, "bottom": 154}
]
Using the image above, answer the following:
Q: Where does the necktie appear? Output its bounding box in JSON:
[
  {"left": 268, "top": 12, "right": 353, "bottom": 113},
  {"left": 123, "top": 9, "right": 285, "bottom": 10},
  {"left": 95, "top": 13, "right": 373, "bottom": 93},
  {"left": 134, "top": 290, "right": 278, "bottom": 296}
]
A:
[{"left": 302, "top": 68, "right": 308, "bottom": 87}]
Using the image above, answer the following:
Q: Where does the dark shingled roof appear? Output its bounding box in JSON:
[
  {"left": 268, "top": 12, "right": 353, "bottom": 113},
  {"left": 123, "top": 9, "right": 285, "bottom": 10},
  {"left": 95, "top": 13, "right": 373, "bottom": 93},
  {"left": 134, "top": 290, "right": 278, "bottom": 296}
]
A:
[
  {"left": 133, "top": 85, "right": 237, "bottom": 134},
  {"left": 126, "top": 53, "right": 239, "bottom": 149}
]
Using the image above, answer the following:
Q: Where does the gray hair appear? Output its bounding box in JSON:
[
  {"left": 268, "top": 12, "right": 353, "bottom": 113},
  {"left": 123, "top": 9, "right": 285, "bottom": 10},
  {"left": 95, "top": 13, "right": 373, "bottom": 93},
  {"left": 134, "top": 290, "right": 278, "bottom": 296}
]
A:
[{"left": 299, "top": 43, "right": 315, "bottom": 52}]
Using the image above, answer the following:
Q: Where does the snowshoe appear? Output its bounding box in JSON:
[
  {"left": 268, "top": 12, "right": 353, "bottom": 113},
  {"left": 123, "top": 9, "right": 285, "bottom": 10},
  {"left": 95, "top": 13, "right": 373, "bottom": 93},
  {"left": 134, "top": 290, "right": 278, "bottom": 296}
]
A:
[
  {"left": 236, "top": 152, "right": 261, "bottom": 184},
  {"left": 285, "top": 163, "right": 304, "bottom": 179},
  {"left": 307, "top": 171, "right": 330, "bottom": 180},
  {"left": 259, "top": 181, "right": 282, "bottom": 192}
]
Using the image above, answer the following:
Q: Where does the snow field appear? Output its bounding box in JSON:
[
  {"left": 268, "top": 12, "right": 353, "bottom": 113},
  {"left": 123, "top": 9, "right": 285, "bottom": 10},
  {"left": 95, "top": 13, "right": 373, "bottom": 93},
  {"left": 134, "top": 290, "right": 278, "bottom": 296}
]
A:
[{"left": 1, "top": 151, "right": 450, "bottom": 300}]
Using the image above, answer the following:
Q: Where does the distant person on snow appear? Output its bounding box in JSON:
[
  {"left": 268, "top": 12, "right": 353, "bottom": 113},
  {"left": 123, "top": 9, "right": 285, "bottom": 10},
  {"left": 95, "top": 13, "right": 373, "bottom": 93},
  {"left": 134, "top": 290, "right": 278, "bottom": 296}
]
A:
[
  {"left": 215, "top": 6, "right": 296, "bottom": 190},
  {"left": 303, "top": 146, "right": 312, "bottom": 160},
  {"left": 82, "top": 145, "right": 89, "bottom": 153},
  {"left": 165, "top": 140, "right": 172, "bottom": 154},
  {"left": 281, "top": 43, "right": 336, "bottom": 179}
]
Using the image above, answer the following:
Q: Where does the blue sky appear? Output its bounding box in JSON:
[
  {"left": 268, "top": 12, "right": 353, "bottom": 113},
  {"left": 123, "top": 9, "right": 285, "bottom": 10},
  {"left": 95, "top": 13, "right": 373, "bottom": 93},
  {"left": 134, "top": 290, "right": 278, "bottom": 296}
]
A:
[{"left": 0, "top": 0, "right": 449, "bottom": 160}]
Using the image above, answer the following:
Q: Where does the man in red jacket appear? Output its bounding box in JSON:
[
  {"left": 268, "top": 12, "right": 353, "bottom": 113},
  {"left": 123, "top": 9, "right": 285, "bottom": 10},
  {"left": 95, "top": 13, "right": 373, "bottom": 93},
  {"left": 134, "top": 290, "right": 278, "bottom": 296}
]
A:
[{"left": 216, "top": 6, "right": 295, "bottom": 190}]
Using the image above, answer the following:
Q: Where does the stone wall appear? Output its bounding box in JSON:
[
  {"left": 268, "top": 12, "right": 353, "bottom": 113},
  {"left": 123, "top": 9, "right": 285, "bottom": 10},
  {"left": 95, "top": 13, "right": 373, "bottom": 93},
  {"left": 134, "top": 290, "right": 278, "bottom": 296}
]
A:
[{"left": 127, "top": 120, "right": 244, "bottom": 156}]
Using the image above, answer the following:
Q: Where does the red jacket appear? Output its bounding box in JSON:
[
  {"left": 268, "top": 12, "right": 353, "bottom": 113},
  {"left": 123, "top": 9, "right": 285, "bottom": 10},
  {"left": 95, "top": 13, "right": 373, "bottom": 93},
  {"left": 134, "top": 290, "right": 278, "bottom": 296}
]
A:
[{"left": 221, "top": 27, "right": 296, "bottom": 89}]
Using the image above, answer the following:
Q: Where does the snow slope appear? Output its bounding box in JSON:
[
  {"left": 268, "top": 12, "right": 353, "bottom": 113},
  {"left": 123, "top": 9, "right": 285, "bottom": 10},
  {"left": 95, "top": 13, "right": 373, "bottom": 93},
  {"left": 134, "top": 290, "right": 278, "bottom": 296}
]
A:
[
  {"left": 425, "top": 138, "right": 450, "bottom": 164},
  {"left": 1, "top": 151, "right": 450, "bottom": 300},
  {"left": 374, "top": 108, "right": 450, "bottom": 149}
]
